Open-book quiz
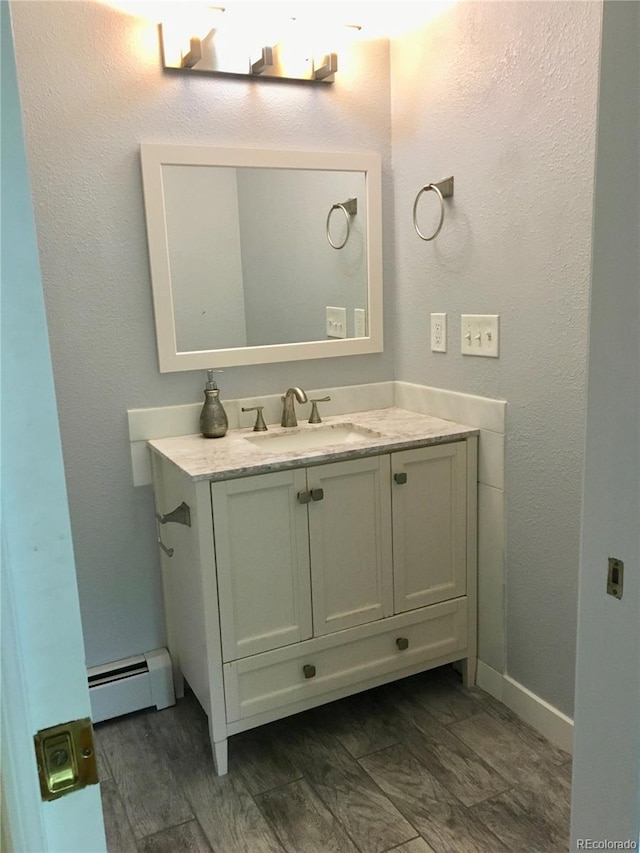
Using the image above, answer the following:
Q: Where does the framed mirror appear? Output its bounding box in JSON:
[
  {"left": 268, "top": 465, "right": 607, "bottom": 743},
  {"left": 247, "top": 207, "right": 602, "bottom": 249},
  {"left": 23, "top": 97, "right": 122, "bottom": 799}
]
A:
[{"left": 140, "top": 144, "right": 383, "bottom": 372}]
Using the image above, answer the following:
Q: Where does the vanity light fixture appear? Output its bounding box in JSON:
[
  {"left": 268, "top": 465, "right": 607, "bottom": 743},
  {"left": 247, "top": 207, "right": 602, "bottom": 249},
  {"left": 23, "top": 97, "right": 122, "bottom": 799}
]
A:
[
  {"left": 251, "top": 45, "right": 274, "bottom": 76},
  {"left": 313, "top": 52, "right": 338, "bottom": 81},
  {"left": 160, "top": 6, "right": 351, "bottom": 83},
  {"left": 159, "top": 5, "right": 225, "bottom": 70},
  {"left": 181, "top": 36, "right": 203, "bottom": 69}
]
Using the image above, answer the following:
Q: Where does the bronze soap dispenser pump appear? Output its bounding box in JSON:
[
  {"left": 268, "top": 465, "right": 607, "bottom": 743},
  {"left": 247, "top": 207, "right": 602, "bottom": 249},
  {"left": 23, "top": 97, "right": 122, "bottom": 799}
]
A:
[{"left": 200, "top": 369, "right": 228, "bottom": 438}]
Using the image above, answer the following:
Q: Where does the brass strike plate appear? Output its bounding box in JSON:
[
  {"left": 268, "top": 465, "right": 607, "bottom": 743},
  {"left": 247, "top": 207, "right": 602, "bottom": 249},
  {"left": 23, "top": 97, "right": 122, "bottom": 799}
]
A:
[{"left": 34, "top": 718, "right": 98, "bottom": 801}]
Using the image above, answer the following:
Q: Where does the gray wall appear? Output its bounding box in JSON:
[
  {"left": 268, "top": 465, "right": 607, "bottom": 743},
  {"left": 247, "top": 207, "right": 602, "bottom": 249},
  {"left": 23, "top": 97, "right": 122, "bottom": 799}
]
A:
[
  {"left": 11, "top": 0, "right": 393, "bottom": 667},
  {"left": 389, "top": 1, "right": 601, "bottom": 715},
  {"left": 13, "top": 0, "right": 605, "bottom": 720},
  {"left": 571, "top": 0, "right": 640, "bottom": 843}
]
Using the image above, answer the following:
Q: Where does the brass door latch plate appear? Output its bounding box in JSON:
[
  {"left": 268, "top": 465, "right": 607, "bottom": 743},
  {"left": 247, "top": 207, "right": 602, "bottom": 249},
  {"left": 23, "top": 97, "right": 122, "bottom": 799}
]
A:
[{"left": 34, "top": 717, "right": 98, "bottom": 801}]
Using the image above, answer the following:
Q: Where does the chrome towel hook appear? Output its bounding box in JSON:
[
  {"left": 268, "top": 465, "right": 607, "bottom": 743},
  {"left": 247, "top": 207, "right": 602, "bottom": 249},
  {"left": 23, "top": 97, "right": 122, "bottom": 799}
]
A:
[
  {"left": 326, "top": 197, "right": 357, "bottom": 250},
  {"left": 412, "top": 176, "right": 454, "bottom": 241}
]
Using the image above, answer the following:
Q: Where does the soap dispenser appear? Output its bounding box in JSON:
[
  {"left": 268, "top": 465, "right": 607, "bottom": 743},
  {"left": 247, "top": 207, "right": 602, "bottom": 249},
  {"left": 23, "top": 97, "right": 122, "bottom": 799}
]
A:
[{"left": 200, "top": 370, "right": 228, "bottom": 438}]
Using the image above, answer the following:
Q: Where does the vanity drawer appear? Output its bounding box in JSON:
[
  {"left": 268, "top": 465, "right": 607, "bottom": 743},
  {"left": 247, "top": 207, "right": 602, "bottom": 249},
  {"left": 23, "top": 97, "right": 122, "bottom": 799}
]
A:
[{"left": 223, "top": 598, "right": 467, "bottom": 723}]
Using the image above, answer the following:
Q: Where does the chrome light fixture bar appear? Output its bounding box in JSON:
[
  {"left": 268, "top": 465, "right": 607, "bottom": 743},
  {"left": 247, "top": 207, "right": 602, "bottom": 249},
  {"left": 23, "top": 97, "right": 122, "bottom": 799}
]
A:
[{"left": 159, "top": 10, "right": 344, "bottom": 83}]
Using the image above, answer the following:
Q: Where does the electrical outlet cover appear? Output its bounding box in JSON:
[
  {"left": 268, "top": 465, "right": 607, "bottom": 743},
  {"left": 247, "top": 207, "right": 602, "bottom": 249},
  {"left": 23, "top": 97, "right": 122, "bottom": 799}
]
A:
[
  {"left": 430, "top": 313, "right": 447, "bottom": 352},
  {"left": 354, "top": 308, "right": 367, "bottom": 338}
]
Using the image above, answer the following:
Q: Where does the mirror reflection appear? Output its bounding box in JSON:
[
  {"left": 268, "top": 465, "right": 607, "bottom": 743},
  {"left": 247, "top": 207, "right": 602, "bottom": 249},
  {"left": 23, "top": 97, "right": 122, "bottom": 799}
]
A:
[
  {"left": 163, "top": 165, "right": 368, "bottom": 353},
  {"left": 140, "top": 144, "right": 382, "bottom": 371}
]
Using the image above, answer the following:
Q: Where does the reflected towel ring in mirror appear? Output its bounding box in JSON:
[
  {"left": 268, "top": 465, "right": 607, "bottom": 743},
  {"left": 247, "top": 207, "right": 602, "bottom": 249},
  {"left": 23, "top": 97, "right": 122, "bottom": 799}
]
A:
[
  {"left": 326, "top": 197, "right": 358, "bottom": 249},
  {"left": 412, "top": 176, "right": 454, "bottom": 241}
]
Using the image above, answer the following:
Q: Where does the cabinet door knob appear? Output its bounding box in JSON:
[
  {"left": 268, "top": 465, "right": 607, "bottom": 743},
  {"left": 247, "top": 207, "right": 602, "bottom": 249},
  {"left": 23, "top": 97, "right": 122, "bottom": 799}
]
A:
[
  {"left": 310, "top": 488, "right": 324, "bottom": 502},
  {"left": 394, "top": 472, "right": 408, "bottom": 485},
  {"left": 396, "top": 637, "right": 409, "bottom": 651},
  {"left": 297, "top": 490, "right": 311, "bottom": 504},
  {"left": 303, "top": 664, "right": 316, "bottom": 679}
]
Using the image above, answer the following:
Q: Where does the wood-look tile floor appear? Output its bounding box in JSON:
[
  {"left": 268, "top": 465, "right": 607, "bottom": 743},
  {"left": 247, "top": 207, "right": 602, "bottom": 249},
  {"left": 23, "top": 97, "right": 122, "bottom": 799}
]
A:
[{"left": 95, "top": 665, "right": 572, "bottom": 853}]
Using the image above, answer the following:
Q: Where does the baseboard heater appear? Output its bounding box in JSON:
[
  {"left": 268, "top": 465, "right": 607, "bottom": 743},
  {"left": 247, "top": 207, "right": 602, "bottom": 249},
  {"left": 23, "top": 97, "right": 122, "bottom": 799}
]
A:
[{"left": 88, "top": 648, "right": 175, "bottom": 723}]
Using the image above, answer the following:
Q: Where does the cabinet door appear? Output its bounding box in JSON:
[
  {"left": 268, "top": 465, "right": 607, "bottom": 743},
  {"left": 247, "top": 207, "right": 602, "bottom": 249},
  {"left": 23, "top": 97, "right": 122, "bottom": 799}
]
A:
[
  {"left": 212, "top": 470, "right": 312, "bottom": 661},
  {"left": 392, "top": 443, "right": 467, "bottom": 613},
  {"left": 308, "top": 456, "right": 393, "bottom": 636}
]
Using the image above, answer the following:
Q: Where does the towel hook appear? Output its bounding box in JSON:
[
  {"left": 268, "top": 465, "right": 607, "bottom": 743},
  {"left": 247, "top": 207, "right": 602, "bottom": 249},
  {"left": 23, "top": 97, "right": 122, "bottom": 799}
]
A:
[
  {"left": 412, "top": 176, "right": 454, "bottom": 241},
  {"left": 154, "top": 501, "right": 191, "bottom": 558},
  {"left": 326, "top": 197, "right": 357, "bottom": 250}
]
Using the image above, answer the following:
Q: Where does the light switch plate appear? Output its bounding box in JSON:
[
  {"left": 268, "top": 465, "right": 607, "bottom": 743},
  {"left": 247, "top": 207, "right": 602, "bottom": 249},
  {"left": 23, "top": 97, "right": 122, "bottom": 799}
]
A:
[
  {"left": 326, "top": 306, "right": 347, "bottom": 339},
  {"left": 461, "top": 314, "right": 499, "bottom": 357},
  {"left": 430, "top": 313, "right": 447, "bottom": 352}
]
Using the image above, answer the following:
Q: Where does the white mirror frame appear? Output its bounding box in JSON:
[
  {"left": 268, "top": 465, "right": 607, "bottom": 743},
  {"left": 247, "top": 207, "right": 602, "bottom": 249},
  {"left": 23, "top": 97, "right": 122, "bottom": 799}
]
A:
[{"left": 140, "top": 144, "right": 383, "bottom": 372}]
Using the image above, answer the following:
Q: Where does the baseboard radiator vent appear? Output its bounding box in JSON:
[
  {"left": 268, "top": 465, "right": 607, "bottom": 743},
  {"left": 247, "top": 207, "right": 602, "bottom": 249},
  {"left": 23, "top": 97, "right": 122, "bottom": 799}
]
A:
[{"left": 88, "top": 648, "right": 175, "bottom": 723}]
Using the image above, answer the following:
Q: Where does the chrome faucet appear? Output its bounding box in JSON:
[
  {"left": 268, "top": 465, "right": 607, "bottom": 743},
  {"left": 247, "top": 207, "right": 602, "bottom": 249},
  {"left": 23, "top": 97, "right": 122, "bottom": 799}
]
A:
[{"left": 281, "top": 387, "right": 308, "bottom": 427}]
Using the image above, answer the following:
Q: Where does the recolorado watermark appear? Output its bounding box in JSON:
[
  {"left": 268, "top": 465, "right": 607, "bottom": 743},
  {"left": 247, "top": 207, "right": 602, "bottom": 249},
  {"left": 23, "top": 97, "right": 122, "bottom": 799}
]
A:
[{"left": 576, "top": 842, "right": 638, "bottom": 850}]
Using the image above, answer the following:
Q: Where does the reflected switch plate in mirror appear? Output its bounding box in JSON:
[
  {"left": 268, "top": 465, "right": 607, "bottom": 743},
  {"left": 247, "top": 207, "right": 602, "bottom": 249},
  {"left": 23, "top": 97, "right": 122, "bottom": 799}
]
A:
[{"left": 326, "top": 306, "right": 347, "bottom": 339}]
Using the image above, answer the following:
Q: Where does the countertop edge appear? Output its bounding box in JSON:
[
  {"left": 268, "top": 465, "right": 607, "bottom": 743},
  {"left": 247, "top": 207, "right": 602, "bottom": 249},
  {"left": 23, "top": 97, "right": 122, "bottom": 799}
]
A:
[{"left": 148, "top": 407, "right": 479, "bottom": 482}]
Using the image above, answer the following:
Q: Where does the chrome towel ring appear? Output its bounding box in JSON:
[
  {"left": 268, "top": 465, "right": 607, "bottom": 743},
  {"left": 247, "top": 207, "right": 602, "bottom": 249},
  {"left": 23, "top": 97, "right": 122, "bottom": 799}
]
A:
[
  {"left": 412, "top": 176, "right": 454, "bottom": 241},
  {"left": 326, "top": 197, "right": 358, "bottom": 249}
]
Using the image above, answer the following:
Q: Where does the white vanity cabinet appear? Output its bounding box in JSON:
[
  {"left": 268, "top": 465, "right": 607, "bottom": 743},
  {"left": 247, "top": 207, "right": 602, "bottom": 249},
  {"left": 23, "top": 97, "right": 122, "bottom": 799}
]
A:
[
  {"left": 150, "top": 417, "right": 477, "bottom": 776},
  {"left": 392, "top": 442, "right": 468, "bottom": 613},
  {"left": 212, "top": 468, "right": 313, "bottom": 662},
  {"left": 213, "top": 456, "right": 393, "bottom": 661}
]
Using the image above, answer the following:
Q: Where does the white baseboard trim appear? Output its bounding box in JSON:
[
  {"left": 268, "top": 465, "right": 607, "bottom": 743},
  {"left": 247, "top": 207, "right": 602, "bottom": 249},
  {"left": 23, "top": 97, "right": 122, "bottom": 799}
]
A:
[{"left": 476, "top": 660, "right": 574, "bottom": 754}]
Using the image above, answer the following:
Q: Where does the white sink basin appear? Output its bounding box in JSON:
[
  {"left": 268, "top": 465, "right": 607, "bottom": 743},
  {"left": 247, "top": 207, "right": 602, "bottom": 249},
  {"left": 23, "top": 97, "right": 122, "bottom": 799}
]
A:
[{"left": 245, "top": 423, "right": 382, "bottom": 454}]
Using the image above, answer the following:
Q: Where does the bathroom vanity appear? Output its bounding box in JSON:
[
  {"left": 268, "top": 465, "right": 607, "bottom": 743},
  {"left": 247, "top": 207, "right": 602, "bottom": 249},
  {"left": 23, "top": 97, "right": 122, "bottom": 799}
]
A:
[{"left": 149, "top": 407, "right": 478, "bottom": 775}]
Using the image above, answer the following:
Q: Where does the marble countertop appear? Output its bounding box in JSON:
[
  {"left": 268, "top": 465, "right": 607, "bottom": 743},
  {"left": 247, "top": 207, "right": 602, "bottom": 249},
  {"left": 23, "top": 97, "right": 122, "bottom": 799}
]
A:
[{"left": 148, "top": 407, "right": 478, "bottom": 482}]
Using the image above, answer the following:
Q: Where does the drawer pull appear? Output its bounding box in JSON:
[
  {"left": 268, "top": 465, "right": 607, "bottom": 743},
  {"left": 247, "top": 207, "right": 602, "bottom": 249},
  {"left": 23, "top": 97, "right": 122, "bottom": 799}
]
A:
[
  {"left": 396, "top": 637, "right": 409, "bottom": 651},
  {"left": 298, "top": 490, "right": 311, "bottom": 504},
  {"left": 303, "top": 664, "right": 316, "bottom": 679},
  {"left": 394, "top": 472, "right": 408, "bottom": 485},
  {"left": 310, "top": 488, "right": 324, "bottom": 502}
]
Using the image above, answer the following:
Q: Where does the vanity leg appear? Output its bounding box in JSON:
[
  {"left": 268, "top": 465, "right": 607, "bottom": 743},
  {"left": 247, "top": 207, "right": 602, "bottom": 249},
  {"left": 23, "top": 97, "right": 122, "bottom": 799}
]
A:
[
  {"left": 212, "top": 739, "right": 228, "bottom": 776},
  {"left": 460, "top": 656, "right": 477, "bottom": 688}
]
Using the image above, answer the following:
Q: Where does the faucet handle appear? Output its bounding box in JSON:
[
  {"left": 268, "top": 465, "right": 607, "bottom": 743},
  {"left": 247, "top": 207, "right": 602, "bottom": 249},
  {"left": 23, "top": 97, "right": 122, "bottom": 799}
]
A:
[
  {"left": 309, "top": 396, "right": 331, "bottom": 424},
  {"left": 242, "top": 406, "right": 268, "bottom": 432}
]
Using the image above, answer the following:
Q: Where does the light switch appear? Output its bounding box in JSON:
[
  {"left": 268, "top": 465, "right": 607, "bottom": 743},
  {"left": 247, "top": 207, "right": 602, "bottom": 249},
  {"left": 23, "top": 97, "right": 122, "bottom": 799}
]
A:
[
  {"left": 326, "top": 306, "right": 347, "bottom": 339},
  {"left": 461, "top": 314, "right": 499, "bottom": 358}
]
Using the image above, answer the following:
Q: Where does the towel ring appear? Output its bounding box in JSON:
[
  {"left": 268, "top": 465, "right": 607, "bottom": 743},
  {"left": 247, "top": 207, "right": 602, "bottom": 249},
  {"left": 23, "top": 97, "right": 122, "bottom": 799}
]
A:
[
  {"left": 412, "top": 177, "right": 454, "bottom": 241},
  {"left": 326, "top": 197, "right": 357, "bottom": 250}
]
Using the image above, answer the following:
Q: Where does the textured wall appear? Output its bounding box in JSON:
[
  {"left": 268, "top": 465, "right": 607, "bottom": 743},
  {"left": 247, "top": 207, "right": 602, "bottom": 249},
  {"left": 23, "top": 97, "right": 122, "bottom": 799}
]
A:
[
  {"left": 390, "top": 1, "right": 601, "bottom": 714},
  {"left": 12, "top": 0, "right": 604, "bottom": 717},
  {"left": 571, "top": 0, "right": 640, "bottom": 842},
  {"left": 11, "top": 0, "right": 393, "bottom": 666}
]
